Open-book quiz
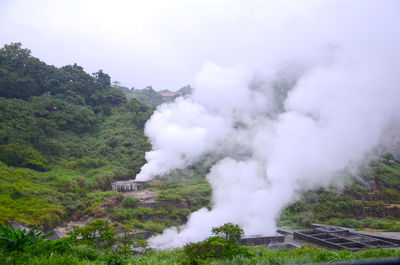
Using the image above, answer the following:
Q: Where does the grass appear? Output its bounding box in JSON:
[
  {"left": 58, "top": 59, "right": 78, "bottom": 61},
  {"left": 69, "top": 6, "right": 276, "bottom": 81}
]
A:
[
  {"left": 131, "top": 245, "right": 400, "bottom": 265},
  {"left": 326, "top": 218, "right": 400, "bottom": 232},
  {"left": 0, "top": 162, "right": 119, "bottom": 230},
  {"left": 2, "top": 242, "right": 400, "bottom": 265}
]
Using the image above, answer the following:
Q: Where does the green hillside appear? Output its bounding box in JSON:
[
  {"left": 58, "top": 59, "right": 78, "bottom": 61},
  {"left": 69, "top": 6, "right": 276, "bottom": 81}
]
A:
[
  {"left": 0, "top": 43, "right": 208, "bottom": 234},
  {"left": 0, "top": 43, "right": 153, "bottom": 229},
  {"left": 280, "top": 157, "right": 400, "bottom": 231}
]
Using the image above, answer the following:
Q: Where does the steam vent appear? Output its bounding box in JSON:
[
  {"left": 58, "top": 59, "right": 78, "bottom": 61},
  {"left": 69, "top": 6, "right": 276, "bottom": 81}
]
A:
[{"left": 111, "top": 180, "right": 144, "bottom": 192}]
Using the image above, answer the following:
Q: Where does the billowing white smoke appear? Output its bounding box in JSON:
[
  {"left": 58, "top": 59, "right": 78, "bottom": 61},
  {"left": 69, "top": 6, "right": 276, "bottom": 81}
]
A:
[
  {"left": 135, "top": 1, "right": 400, "bottom": 249},
  {"left": 135, "top": 96, "right": 230, "bottom": 181}
]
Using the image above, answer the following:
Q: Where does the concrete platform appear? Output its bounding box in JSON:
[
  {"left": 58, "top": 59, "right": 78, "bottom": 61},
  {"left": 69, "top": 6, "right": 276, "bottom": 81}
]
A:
[{"left": 293, "top": 225, "right": 399, "bottom": 251}]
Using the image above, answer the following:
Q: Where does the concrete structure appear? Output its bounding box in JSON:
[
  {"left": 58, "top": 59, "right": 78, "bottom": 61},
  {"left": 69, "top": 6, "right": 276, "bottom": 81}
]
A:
[
  {"left": 293, "top": 225, "right": 399, "bottom": 251},
  {"left": 239, "top": 225, "right": 400, "bottom": 251},
  {"left": 240, "top": 234, "right": 284, "bottom": 246},
  {"left": 111, "top": 180, "right": 141, "bottom": 192}
]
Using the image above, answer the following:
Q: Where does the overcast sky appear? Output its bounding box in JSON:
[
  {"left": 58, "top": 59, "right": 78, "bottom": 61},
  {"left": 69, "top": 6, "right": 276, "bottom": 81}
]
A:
[{"left": 0, "top": 0, "right": 398, "bottom": 90}]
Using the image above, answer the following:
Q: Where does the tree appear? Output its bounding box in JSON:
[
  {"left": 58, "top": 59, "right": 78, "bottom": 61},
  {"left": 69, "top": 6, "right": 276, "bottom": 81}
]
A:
[
  {"left": 68, "top": 220, "right": 118, "bottom": 250},
  {"left": 93, "top": 70, "right": 111, "bottom": 90},
  {"left": 116, "top": 224, "right": 147, "bottom": 257},
  {"left": 68, "top": 220, "right": 147, "bottom": 258},
  {"left": 211, "top": 222, "right": 243, "bottom": 243},
  {"left": 183, "top": 223, "right": 251, "bottom": 264},
  {"left": 130, "top": 86, "right": 164, "bottom": 107},
  {"left": 0, "top": 43, "right": 53, "bottom": 99},
  {"left": 59, "top": 64, "right": 97, "bottom": 100}
]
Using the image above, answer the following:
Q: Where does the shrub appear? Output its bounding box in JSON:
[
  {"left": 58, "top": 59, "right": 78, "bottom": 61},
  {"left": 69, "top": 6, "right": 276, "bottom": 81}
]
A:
[
  {"left": 183, "top": 223, "right": 253, "bottom": 264},
  {"left": 73, "top": 157, "right": 106, "bottom": 171},
  {"left": 0, "top": 144, "right": 48, "bottom": 171},
  {"left": 71, "top": 244, "right": 101, "bottom": 261},
  {"left": 121, "top": 196, "right": 140, "bottom": 208},
  {"left": 184, "top": 236, "right": 253, "bottom": 265},
  {"left": 103, "top": 253, "right": 127, "bottom": 265},
  {"left": 0, "top": 224, "right": 52, "bottom": 253}
]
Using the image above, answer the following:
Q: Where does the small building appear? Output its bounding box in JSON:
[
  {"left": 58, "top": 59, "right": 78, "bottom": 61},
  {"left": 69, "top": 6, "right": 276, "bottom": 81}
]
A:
[
  {"left": 111, "top": 180, "right": 141, "bottom": 192},
  {"left": 160, "top": 91, "right": 180, "bottom": 99}
]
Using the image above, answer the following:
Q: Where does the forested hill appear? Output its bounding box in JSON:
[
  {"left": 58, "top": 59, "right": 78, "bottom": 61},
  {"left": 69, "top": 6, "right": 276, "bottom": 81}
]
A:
[
  {"left": 0, "top": 43, "right": 156, "bottom": 228},
  {"left": 0, "top": 42, "right": 154, "bottom": 170}
]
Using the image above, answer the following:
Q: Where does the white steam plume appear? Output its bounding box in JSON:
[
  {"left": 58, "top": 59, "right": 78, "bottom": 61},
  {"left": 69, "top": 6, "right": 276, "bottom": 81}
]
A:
[{"left": 135, "top": 1, "right": 400, "bottom": 249}]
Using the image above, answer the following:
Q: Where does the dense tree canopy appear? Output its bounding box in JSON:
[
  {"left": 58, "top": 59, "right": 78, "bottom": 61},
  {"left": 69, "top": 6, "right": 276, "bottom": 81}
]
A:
[{"left": 0, "top": 42, "right": 152, "bottom": 169}]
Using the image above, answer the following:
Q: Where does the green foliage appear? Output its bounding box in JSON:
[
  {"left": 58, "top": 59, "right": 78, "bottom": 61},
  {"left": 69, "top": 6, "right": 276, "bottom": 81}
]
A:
[
  {"left": 0, "top": 42, "right": 153, "bottom": 228},
  {"left": 115, "top": 224, "right": 148, "bottom": 258},
  {"left": 127, "top": 219, "right": 176, "bottom": 233},
  {"left": 68, "top": 220, "right": 148, "bottom": 261},
  {"left": 206, "top": 246, "right": 400, "bottom": 265},
  {"left": 381, "top": 152, "right": 397, "bottom": 164},
  {"left": 0, "top": 162, "right": 121, "bottom": 229},
  {"left": 121, "top": 196, "right": 140, "bottom": 208},
  {"left": 88, "top": 88, "right": 127, "bottom": 107},
  {"left": 0, "top": 144, "right": 49, "bottom": 171},
  {"left": 183, "top": 223, "right": 252, "bottom": 264},
  {"left": 2, "top": 241, "right": 399, "bottom": 265},
  {"left": 127, "top": 85, "right": 192, "bottom": 107},
  {"left": 94, "top": 102, "right": 152, "bottom": 176},
  {"left": 211, "top": 223, "right": 243, "bottom": 243},
  {"left": 30, "top": 96, "right": 96, "bottom": 133},
  {"left": 156, "top": 190, "right": 183, "bottom": 203},
  {"left": 0, "top": 97, "right": 48, "bottom": 149},
  {"left": 153, "top": 172, "right": 212, "bottom": 210},
  {"left": 129, "top": 86, "right": 165, "bottom": 107},
  {"left": 178, "top": 85, "right": 193, "bottom": 96},
  {"left": 2, "top": 42, "right": 400, "bottom": 265},
  {"left": 73, "top": 157, "right": 107, "bottom": 171},
  {"left": 0, "top": 43, "right": 116, "bottom": 104},
  {"left": 107, "top": 172, "right": 212, "bottom": 234},
  {"left": 0, "top": 224, "right": 51, "bottom": 253},
  {"left": 0, "top": 43, "right": 54, "bottom": 99},
  {"left": 130, "top": 245, "right": 400, "bottom": 265},
  {"left": 280, "top": 156, "right": 400, "bottom": 231},
  {"left": 327, "top": 218, "right": 400, "bottom": 231},
  {"left": 184, "top": 236, "right": 253, "bottom": 265},
  {"left": 68, "top": 220, "right": 118, "bottom": 251},
  {"left": 102, "top": 253, "right": 127, "bottom": 265},
  {"left": 0, "top": 233, "right": 103, "bottom": 264}
]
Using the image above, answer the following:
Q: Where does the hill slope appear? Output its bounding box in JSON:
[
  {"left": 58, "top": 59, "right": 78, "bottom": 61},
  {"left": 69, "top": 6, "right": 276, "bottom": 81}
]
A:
[{"left": 0, "top": 43, "right": 153, "bottom": 229}]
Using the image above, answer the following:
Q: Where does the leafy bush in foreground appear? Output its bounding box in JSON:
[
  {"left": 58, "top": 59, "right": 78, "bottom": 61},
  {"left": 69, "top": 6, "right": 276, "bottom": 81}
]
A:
[
  {"left": 0, "top": 224, "right": 52, "bottom": 253},
  {"left": 183, "top": 223, "right": 253, "bottom": 264}
]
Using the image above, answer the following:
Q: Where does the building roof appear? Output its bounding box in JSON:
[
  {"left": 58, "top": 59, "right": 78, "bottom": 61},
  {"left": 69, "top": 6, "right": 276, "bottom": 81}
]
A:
[{"left": 160, "top": 91, "right": 179, "bottom": 98}]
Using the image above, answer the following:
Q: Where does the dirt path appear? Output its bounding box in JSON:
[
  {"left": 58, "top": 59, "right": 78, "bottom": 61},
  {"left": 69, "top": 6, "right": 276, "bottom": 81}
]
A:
[{"left": 125, "top": 190, "right": 158, "bottom": 202}]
